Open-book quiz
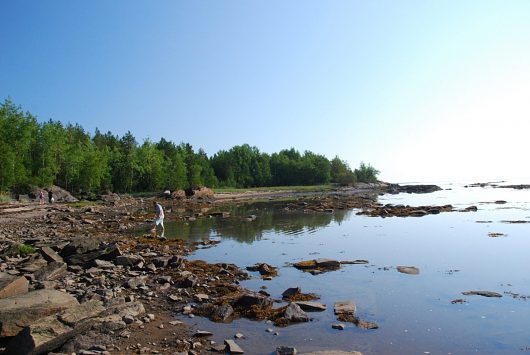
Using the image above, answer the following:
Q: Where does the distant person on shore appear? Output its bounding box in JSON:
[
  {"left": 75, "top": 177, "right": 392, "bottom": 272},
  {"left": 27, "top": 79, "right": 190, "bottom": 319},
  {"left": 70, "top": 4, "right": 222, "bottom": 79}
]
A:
[
  {"left": 38, "top": 190, "right": 44, "bottom": 205},
  {"left": 48, "top": 190, "right": 53, "bottom": 203},
  {"left": 151, "top": 200, "right": 165, "bottom": 236}
]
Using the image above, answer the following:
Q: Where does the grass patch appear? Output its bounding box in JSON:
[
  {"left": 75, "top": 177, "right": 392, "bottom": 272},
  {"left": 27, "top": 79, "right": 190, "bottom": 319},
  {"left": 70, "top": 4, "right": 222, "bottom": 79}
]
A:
[
  {"left": 19, "top": 244, "right": 36, "bottom": 255},
  {"left": 0, "top": 192, "right": 11, "bottom": 203},
  {"left": 213, "top": 185, "right": 334, "bottom": 194}
]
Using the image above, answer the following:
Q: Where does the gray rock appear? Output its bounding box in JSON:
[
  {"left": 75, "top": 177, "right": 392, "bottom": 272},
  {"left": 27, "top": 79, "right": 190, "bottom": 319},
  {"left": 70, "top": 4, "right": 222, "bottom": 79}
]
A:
[
  {"left": 0, "top": 274, "right": 29, "bottom": 299},
  {"left": 152, "top": 256, "right": 171, "bottom": 268},
  {"left": 5, "top": 300, "right": 105, "bottom": 355},
  {"left": 462, "top": 290, "right": 502, "bottom": 297},
  {"left": 295, "top": 301, "right": 326, "bottom": 312},
  {"left": 277, "top": 346, "right": 298, "bottom": 355},
  {"left": 233, "top": 292, "right": 272, "bottom": 309},
  {"left": 212, "top": 304, "right": 234, "bottom": 322},
  {"left": 224, "top": 339, "right": 244, "bottom": 354},
  {"left": 0, "top": 289, "right": 79, "bottom": 337},
  {"left": 39, "top": 247, "right": 64, "bottom": 263},
  {"left": 284, "top": 302, "right": 310, "bottom": 323},
  {"left": 64, "top": 245, "right": 121, "bottom": 266},
  {"left": 125, "top": 276, "right": 146, "bottom": 289},
  {"left": 334, "top": 301, "right": 356, "bottom": 315},
  {"left": 115, "top": 254, "right": 145, "bottom": 267},
  {"left": 331, "top": 323, "right": 345, "bottom": 330},
  {"left": 60, "top": 237, "right": 100, "bottom": 257},
  {"left": 34, "top": 261, "right": 67, "bottom": 281},
  {"left": 282, "top": 287, "right": 301, "bottom": 299}
]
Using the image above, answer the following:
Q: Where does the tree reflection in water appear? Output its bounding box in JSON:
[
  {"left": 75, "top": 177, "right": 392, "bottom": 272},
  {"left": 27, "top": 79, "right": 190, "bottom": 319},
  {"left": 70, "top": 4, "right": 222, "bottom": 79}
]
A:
[{"left": 160, "top": 202, "right": 352, "bottom": 243}]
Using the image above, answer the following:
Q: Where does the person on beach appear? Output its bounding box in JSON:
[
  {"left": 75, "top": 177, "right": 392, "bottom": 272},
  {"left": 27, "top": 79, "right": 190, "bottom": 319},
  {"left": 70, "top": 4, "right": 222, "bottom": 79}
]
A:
[
  {"left": 38, "top": 190, "right": 44, "bottom": 205},
  {"left": 151, "top": 200, "right": 165, "bottom": 236}
]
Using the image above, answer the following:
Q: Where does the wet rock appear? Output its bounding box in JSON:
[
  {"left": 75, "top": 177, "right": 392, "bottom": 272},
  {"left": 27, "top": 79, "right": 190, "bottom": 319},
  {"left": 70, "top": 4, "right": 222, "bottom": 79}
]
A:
[
  {"left": 340, "top": 260, "right": 369, "bottom": 265},
  {"left": 451, "top": 298, "right": 467, "bottom": 304},
  {"left": 233, "top": 292, "right": 273, "bottom": 309},
  {"left": 387, "top": 184, "right": 442, "bottom": 194},
  {"left": 211, "top": 304, "right": 235, "bottom": 322},
  {"left": 283, "top": 302, "right": 309, "bottom": 323},
  {"left": 282, "top": 287, "right": 301, "bottom": 299},
  {"left": 39, "top": 246, "right": 64, "bottom": 263},
  {"left": 461, "top": 206, "right": 478, "bottom": 212},
  {"left": 332, "top": 323, "right": 345, "bottom": 330},
  {"left": 358, "top": 204, "right": 453, "bottom": 217},
  {"left": 295, "top": 301, "right": 326, "bottom": 312},
  {"left": 293, "top": 259, "right": 341, "bottom": 274},
  {"left": 462, "top": 290, "right": 502, "bottom": 298},
  {"left": 396, "top": 266, "right": 420, "bottom": 275},
  {"left": 34, "top": 261, "right": 67, "bottom": 281},
  {"left": 0, "top": 274, "right": 29, "bottom": 299},
  {"left": 224, "top": 339, "right": 244, "bottom": 354},
  {"left": 0, "top": 289, "right": 79, "bottom": 337},
  {"left": 277, "top": 346, "right": 298, "bottom": 355},
  {"left": 195, "top": 330, "right": 213, "bottom": 337},
  {"left": 246, "top": 263, "right": 278, "bottom": 277},
  {"left": 334, "top": 301, "right": 356, "bottom": 315}
]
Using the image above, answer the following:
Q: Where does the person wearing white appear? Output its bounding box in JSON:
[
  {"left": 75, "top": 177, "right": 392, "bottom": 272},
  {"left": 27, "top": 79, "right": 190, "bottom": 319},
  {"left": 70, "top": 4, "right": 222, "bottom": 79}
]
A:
[{"left": 151, "top": 200, "right": 165, "bottom": 236}]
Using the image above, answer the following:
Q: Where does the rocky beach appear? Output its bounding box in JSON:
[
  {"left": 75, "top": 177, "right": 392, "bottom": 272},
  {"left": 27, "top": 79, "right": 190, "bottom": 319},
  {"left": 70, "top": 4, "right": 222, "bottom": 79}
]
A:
[{"left": 1, "top": 182, "right": 528, "bottom": 355}]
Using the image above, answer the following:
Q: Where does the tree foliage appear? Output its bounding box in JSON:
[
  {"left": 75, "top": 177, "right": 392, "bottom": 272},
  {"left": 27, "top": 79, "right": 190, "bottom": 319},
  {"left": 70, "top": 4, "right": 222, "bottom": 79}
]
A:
[{"left": 0, "top": 99, "right": 380, "bottom": 193}]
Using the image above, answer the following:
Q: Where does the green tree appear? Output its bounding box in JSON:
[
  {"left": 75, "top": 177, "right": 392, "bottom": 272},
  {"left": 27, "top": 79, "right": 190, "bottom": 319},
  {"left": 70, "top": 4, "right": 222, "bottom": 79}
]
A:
[
  {"left": 330, "top": 156, "right": 356, "bottom": 185},
  {"left": 354, "top": 162, "right": 380, "bottom": 183}
]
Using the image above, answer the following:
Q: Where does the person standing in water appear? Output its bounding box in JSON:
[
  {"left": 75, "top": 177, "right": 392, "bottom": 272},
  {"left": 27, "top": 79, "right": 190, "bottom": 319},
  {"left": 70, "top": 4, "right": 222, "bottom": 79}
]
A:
[{"left": 151, "top": 200, "right": 165, "bottom": 236}]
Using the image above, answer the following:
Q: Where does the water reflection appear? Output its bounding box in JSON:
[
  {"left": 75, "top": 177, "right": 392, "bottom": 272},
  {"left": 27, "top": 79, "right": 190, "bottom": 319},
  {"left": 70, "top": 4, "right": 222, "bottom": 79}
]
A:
[{"left": 160, "top": 202, "right": 352, "bottom": 243}]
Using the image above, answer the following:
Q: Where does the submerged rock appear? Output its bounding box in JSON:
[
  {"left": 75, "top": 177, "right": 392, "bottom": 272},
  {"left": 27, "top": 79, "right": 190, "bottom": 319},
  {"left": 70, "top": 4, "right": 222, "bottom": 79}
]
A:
[{"left": 462, "top": 290, "right": 502, "bottom": 298}]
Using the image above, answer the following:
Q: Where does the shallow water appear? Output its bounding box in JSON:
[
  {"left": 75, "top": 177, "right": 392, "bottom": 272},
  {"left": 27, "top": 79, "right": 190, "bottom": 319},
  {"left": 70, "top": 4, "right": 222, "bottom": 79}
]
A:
[{"left": 161, "top": 182, "right": 530, "bottom": 354}]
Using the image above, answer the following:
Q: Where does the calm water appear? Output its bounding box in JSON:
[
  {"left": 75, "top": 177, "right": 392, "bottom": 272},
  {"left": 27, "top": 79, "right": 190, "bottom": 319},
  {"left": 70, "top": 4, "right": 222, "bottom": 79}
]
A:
[{"left": 162, "top": 182, "right": 530, "bottom": 354}]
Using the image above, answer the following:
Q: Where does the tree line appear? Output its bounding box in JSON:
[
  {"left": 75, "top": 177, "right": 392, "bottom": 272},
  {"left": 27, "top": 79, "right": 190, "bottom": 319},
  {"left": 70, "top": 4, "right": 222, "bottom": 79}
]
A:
[{"left": 0, "top": 98, "right": 380, "bottom": 194}]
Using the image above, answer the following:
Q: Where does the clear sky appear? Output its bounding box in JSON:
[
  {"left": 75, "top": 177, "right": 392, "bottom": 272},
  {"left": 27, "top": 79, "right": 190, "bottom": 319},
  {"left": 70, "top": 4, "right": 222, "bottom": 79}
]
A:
[{"left": 1, "top": 1, "right": 529, "bottom": 183}]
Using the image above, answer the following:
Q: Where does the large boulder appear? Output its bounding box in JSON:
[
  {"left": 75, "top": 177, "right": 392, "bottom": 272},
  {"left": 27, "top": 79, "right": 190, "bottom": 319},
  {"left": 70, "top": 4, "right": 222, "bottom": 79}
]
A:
[
  {"left": 4, "top": 300, "right": 105, "bottom": 355},
  {"left": 0, "top": 289, "right": 79, "bottom": 337},
  {"left": 60, "top": 237, "right": 101, "bottom": 258},
  {"left": 283, "top": 302, "right": 310, "bottom": 323}
]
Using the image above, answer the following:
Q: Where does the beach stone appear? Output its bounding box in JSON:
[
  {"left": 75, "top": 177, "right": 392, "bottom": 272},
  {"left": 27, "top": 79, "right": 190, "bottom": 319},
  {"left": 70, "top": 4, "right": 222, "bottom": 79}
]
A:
[
  {"left": 284, "top": 302, "right": 310, "bottom": 323},
  {"left": 282, "top": 287, "right": 301, "bottom": 299},
  {"left": 60, "top": 237, "right": 100, "bottom": 257},
  {"left": 277, "top": 346, "right": 298, "bottom": 355},
  {"left": 4, "top": 300, "right": 105, "bottom": 355},
  {"left": 396, "top": 266, "right": 420, "bottom": 275},
  {"left": 224, "top": 339, "right": 244, "bottom": 354},
  {"left": 233, "top": 292, "right": 272, "bottom": 309},
  {"left": 0, "top": 289, "right": 79, "bottom": 337},
  {"left": 334, "top": 301, "right": 356, "bottom": 315},
  {"left": 116, "top": 254, "right": 145, "bottom": 267},
  {"left": 462, "top": 290, "right": 502, "bottom": 297},
  {"left": 34, "top": 261, "right": 67, "bottom": 281},
  {"left": 295, "top": 301, "right": 327, "bottom": 312},
  {"left": 332, "top": 323, "right": 346, "bottom": 330},
  {"left": 152, "top": 256, "right": 171, "bottom": 268},
  {"left": 39, "top": 246, "right": 64, "bottom": 263},
  {"left": 0, "top": 274, "right": 29, "bottom": 299},
  {"left": 212, "top": 304, "right": 234, "bottom": 322},
  {"left": 65, "top": 245, "right": 121, "bottom": 266}
]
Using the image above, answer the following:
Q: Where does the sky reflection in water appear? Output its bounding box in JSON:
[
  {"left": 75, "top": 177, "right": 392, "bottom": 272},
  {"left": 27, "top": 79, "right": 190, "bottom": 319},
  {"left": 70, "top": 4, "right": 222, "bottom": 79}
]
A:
[{"left": 163, "top": 183, "right": 530, "bottom": 354}]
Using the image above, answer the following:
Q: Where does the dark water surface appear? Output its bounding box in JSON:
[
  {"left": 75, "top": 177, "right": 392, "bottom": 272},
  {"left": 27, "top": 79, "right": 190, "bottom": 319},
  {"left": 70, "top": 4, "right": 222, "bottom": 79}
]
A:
[{"left": 161, "top": 182, "right": 530, "bottom": 354}]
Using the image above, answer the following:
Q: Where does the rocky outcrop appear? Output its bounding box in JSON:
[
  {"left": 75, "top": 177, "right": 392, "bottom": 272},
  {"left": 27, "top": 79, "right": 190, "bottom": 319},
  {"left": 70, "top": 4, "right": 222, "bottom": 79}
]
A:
[
  {"left": 293, "top": 259, "right": 341, "bottom": 274},
  {"left": 386, "top": 184, "right": 442, "bottom": 194},
  {"left": 0, "top": 289, "right": 79, "bottom": 337},
  {"left": 5, "top": 300, "right": 105, "bottom": 355}
]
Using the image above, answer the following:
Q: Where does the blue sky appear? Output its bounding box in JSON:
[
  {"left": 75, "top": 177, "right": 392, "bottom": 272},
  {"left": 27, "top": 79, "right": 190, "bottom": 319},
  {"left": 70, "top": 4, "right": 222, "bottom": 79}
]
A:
[{"left": 1, "top": 1, "right": 529, "bottom": 182}]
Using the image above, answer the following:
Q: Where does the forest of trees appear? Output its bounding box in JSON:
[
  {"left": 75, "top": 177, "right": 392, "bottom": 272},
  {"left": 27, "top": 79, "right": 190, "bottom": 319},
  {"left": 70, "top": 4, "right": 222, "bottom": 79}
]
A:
[{"left": 0, "top": 98, "right": 380, "bottom": 194}]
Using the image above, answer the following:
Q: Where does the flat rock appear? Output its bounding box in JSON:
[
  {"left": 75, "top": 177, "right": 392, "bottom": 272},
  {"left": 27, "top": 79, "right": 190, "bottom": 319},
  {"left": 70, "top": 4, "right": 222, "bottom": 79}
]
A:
[
  {"left": 5, "top": 300, "right": 105, "bottom": 355},
  {"left": 115, "top": 254, "right": 145, "bottom": 267},
  {"left": 334, "top": 301, "right": 356, "bottom": 315},
  {"left": 60, "top": 237, "right": 100, "bottom": 257},
  {"left": 0, "top": 274, "right": 29, "bottom": 299},
  {"left": 295, "top": 301, "right": 326, "bottom": 312},
  {"left": 34, "top": 261, "right": 67, "bottom": 281},
  {"left": 396, "top": 266, "right": 420, "bottom": 275},
  {"left": 39, "top": 247, "right": 64, "bottom": 263},
  {"left": 0, "top": 289, "right": 79, "bottom": 337},
  {"left": 224, "top": 339, "right": 244, "bottom": 354},
  {"left": 462, "top": 290, "right": 502, "bottom": 298}
]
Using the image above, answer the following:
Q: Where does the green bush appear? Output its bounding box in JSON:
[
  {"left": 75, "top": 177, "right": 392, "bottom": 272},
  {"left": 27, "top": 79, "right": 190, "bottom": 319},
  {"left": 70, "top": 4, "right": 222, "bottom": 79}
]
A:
[
  {"left": 354, "top": 162, "right": 380, "bottom": 183},
  {"left": 0, "top": 191, "right": 11, "bottom": 203}
]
